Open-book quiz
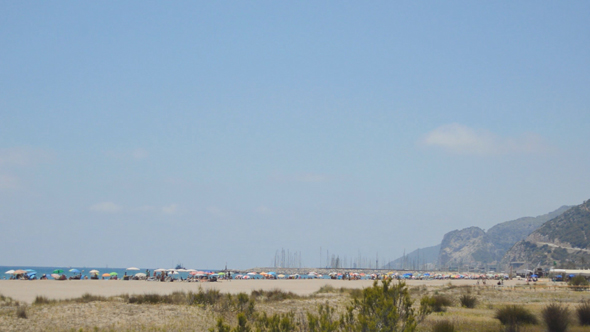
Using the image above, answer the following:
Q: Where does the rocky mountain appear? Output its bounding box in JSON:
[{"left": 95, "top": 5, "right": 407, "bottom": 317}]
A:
[
  {"left": 382, "top": 244, "right": 440, "bottom": 269},
  {"left": 437, "top": 205, "right": 571, "bottom": 269},
  {"left": 502, "top": 200, "right": 590, "bottom": 270}
]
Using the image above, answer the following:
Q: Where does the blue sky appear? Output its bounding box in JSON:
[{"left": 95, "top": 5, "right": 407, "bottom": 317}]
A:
[{"left": 1, "top": 1, "right": 589, "bottom": 269}]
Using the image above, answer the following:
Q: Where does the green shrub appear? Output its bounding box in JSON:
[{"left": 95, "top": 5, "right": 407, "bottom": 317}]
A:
[
  {"left": 576, "top": 301, "right": 590, "bottom": 325},
  {"left": 432, "top": 320, "right": 455, "bottom": 332},
  {"left": 494, "top": 305, "right": 538, "bottom": 332},
  {"left": 568, "top": 275, "right": 589, "bottom": 291},
  {"left": 542, "top": 303, "right": 570, "bottom": 332},
  {"left": 459, "top": 294, "right": 477, "bottom": 308},
  {"left": 422, "top": 294, "right": 453, "bottom": 312},
  {"left": 33, "top": 296, "right": 54, "bottom": 305},
  {"left": 250, "top": 289, "right": 299, "bottom": 302}
]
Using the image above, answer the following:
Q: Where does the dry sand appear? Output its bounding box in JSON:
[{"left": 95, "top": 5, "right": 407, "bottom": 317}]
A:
[{"left": 0, "top": 278, "right": 529, "bottom": 303}]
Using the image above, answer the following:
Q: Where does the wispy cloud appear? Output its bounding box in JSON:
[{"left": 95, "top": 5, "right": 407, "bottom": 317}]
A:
[
  {"left": 420, "top": 123, "right": 551, "bottom": 156},
  {"left": 162, "top": 204, "right": 179, "bottom": 215},
  {"left": 89, "top": 202, "right": 122, "bottom": 213},
  {"left": 0, "top": 147, "right": 54, "bottom": 166}
]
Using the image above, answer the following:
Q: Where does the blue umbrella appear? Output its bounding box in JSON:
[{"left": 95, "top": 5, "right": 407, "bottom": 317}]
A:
[
  {"left": 569, "top": 274, "right": 575, "bottom": 278},
  {"left": 531, "top": 274, "right": 538, "bottom": 278},
  {"left": 556, "top": 275, "right": 562, "bottom": 278},
  {"left": 69, "top": 268, "right": 81, "bottom": 273}
]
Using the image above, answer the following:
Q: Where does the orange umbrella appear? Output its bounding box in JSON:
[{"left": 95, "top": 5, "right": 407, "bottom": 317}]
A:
[
  {"left": 102, "top": 273, "right": 111, "bottom": 277},
  {"left": 14, "top": 269, "right": 26, "bottom": 274}
]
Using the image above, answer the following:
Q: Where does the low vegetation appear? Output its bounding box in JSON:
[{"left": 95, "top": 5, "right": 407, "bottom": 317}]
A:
[
  {"left": 542, "top": 303, "right": 570, "bottom": 332},
  {"left": 459, "top": 294, "right": 477, "bottom": 308},
  {"left": 576, "top": 300, "right": 590, "bottom": 326},
  {"left": 494, "top": 305, "right": 538, "bottom": 332}
]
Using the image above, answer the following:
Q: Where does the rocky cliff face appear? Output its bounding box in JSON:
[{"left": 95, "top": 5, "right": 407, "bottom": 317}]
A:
[
  {"left": 436, "top": 206, "right": 571, "bottom": 269},
  {"left": 502, "top": 200, "right": 590, "bottom": 269},
  {"left": 438, "top": 227, "right": 494, "bottom": 267}
]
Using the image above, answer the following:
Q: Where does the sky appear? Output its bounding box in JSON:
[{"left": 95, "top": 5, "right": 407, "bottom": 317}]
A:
[{"left": 1, "top": 1, "right": 589, "bottom": 269}]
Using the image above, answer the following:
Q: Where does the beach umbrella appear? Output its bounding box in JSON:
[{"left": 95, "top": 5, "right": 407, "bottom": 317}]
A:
[
  {"left": 14, "top": 269, "right": 26, "bottom": 274},
  {"left": 569, "top": 274, "right": 575, "bottom": 278},
  {"left": 189, "top": 271, "right": 198, "bottom": 275},
  {"left": 102, "top": 273, "right": 111, "bottom": 277},
  {"left": 110, "top": 272, "right": 118, "bottom": 276},
  {"left": 89, "top": 270, "right": 99, "bottom": 274},
  {"left": 53, "top": 269, "right": 64, "bottom": 274},
  {"left": 127, "top": 267, "right": 140, "bottom": 271},
  {"left": 51, "top": 274, "right": 61, "bottom": 279},
  {"left": 5, "top": 270, "right": 15, "bottom": 274},
  {"left": 134, "top": 272, "right": 147, "bottom": 278},
  {"left": 186, "top": 269, "right": 197, "bottom": 272},
  {"left": 154, "top": 268, "right": 166, "bottom": 272},
  {"left": 247, "top": 272, "right": 257, "bottom": 275},
  {"left": 531, "top": 274, "right": 538, "bottom": 278},
  {"left": 69, "top": 269, "right": 80, "bottom": 273}
]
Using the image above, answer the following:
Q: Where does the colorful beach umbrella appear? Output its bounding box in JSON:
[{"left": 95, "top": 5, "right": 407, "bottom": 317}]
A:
[
  {"left": 53, "top": 269, "right": 64, "bottom": 274},
  {"left": 51, "top": 274, "right": 61, "bottom": 279},
  {"left": 102, "top": 273, "right": 111, "bottom": 277},
  {"left": 109, "top": 272, "right": 118, "bottom": 276},
  {"left": 69, "top": 269, "right": 80, "bottom": 273},
  {"left": 14, "top": 270, "right": 26, "bottom": 274}
]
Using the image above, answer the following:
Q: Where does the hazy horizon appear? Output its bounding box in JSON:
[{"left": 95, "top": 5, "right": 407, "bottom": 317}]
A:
[{"left": 1, "top": 1, "right": 589, "bottom": 269}]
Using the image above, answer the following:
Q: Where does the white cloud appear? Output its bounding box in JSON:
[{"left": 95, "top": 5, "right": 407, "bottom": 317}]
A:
[
  {"left": 420, "top": 123, "right": 551, "bottom": 156},
  {"left": 0, "top": 174, "right": 19, "bottom": 190},
  {"left": 0, "top": 147, "right": 54, "bottom": 166},
  {"left": 89, "top": 202, "right": 122, "bottom": 213},
  {"left": 162, "top": 204, "right": 179, "bottom": 215}
]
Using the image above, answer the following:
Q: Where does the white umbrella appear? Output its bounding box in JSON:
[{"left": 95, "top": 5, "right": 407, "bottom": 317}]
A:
[
  {"left": 167, "top": 268, "right": 176, "bottom": 272},
  {"left": 126, "top": 267, "right": 140, "bottom": 271},
  {"left": 186, "top": 269, "right": 197, "bottom": 272},
  {"left": 134, "top": 272, "right": 147, "bottom": 278},
  {"left": 154, "top": 268, "right": 166, "bottom": 272},
  {"left": 5, "top": 270, "right": 15, "bottom": 274}
]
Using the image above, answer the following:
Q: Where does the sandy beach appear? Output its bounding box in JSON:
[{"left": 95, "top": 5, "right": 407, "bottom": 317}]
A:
[{"left": 0, "top": 278, "right": 530, "bottom": 304}]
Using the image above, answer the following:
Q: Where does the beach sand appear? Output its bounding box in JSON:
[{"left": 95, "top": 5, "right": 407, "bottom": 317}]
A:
[{"left": 0, "top": 278, "right": 529, "bottom": 304}]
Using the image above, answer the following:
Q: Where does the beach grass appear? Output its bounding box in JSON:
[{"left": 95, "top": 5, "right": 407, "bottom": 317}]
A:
[{"left": 4, "top": 283, "right": 590, "bottom": 331}]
